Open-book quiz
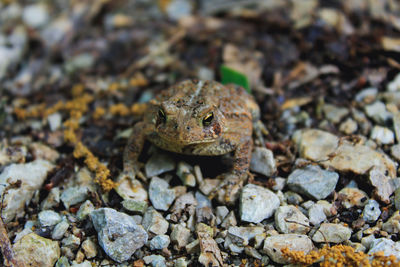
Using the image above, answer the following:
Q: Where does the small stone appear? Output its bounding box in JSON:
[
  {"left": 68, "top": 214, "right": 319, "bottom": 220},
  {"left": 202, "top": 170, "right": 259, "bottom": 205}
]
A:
[
  {"left": 216, "top": 206, "right": 229, "bottom": 225},
  {"left": 47, "top": 112, "right": 62, "bottom": 131},
  {"left": 142, "top": 207, "right": 169, "bottom": 236},
  {"left": 29, "top": 142, "right": 59, "bottom": 163},
  {"left": 312, "top": 223, "right": 352, "bottom": 243},
  {"left": 395, "top": 188, "right": 400, "bottom": 210},
  {"left": 143, "top": 254, "right": 167, "bottom": 267},
  {"left": 170, "top": 192, "right": 197, "bottom": 223},
  {"left": 52, "top": 220, "right": 69, "bottom": 240},
  {"left": 262, "top": 234, "right": 313, "bottom": 264},
  {"left": 70, "top": 260, "right": 91, "bottom": 267},
  {"left": 41, "top": 187, "right": 60, "bottom": 210},
  {"left": 199, "top": 178, "right": 220, "bottom": 196},
  {"left": 322, "top": 104, "right": 349, "bottom": 123},
  {"left": 371, "top": 125, "right": 394, "bottom": 144},
  {"left": 287, "top": 165, "right": 339, "bottom": 200},
  {"left": 76, "top": 200, "right": 95, "bottom": 221},
  {"left": 275, "top": 205, "right": 309, "bottom": 234},
  {"left": 249, "top": 147, "right": 276, "bottom": 176},
  {"left": 240, "top": 184, "right": 280, "bottom": 223},
  {"left": 338, "top": 187, "right": 369, "bottom": 208},
  {"left": 284, "top": 191, "right": 304, "bottom": 205},
  {"left": 149, "top": 177, "right": 176, "bottom": 211},
  {"left": 149, "top": 235, "right": 170, "bottom": 250},
  {"left": 308, "top": 203, "right": 327, "bottom": 225},
  {"left": 64, "top": 53, "right": 95, "bottom": 74},
  {"left": 369, "top": 168, "right": 395, "bottom": 204},
  {"left": 174, "top": 257, "right": 188, "bottom": 267},
  {"left": 355, "top": 87, "right": 378, "bottom": 104},
  {"left": 0, "top": 159, "right": 54, "bottom": 223},
  {"left": 61, "top": 186, "right": 89, "bottom": 209},
  {"left": 292, "top": 129, "right": 339, "bottom": 160},
  {"left": 90, "top": 208, "right": 148, "bottom": 263},
  {"left": 387, "top": 73, "right": 400, "bottom": 92},
  {"left": 81, "top": 239, "right": 97, "bottom": 259},
  {"left": 115, "top": 175, "right": 147, "bottom": 201},
  {"left": 171, "top": 224, "right": 191, "bottom": 248},
  {"left": 55, "top": 256, "right": 70, "bottom": 267},
  {"left": 361, "top": 234, "right": 376, "bottom": 250},
  {"left": 364, "top": 101, "right": 392, "bottom": 123},
  {"left": 221, "top": 211, "right": 237, "bottom": 229},
  {"left": 38, "top": 210, "right": 62, "bottom": 227},
  {"left": 382, "top": 211, "right": 400, "bottom": 234},
  {"left": 339, "top": 117, "right": 358, "bottom": 134},
  {"left": 13, "top": 233, "right": 60, "bottom": 267},
  {"left": 368, "top": 238, "right": 400, "bottom": 259},
  {"left": 317, "top": 200, "right": 337, "bottom": 217},
  {"left": 362, "top": 200, "right": 381, "bottom": 223},
  {"left": 227, "top": 226, "right": 264, "bottom": 247},
  {"left": 22, "top": 4, "right": 49, "bottom": 28},
  {"left": 62, "top": 235, "right": 81, "bottom": 251},
  {"left": 272, "top": 177, "right": 286, "bottom": 191},
  {"left": 145, "top": 151, "right": 176, "bottom": 177},
  {"left": 391, "top": 144, "right": 400, "bottom": 162},
  {"left": 176, "top": 161, "right": 196, "bottom": 187},
  {"left": 122, "top": 199, "right": 148, "bottom": 215}
]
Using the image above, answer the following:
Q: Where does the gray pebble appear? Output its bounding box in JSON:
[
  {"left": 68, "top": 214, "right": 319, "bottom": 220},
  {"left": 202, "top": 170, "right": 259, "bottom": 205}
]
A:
[
  {"left": 142, "top": 207, "right": 169, "bottom": 236},
  {"left": 145, "top": 152, "right": 176, "bottom": 177},
  {"left": 38, "top": 210, "right": 62, "bottom": 227},
  {"left": 61, "top": 186, "right": 88, "bottom": 209},
  {"left": 368, "top": 238, "right": 400, "bottom": 260},
  {"left": 149, "top": 235, "right": 170, "bottom": 250},
  {"left": 90, "top": 208, "right": 148, "bottom": 263},
  {"left": 362, "top": 199, "right": 381, "bottom": 223},
  {"left": 308, "top": 203, "right": 327, "bottom": 225},
  {"left": 143, "top": 254, "right": 167, "bottom": 267},
  {"left": 250, "top": 147, "right": 276, "bottom": 177},
  {"left": 275, "top": 205, "right": 309, "bottom": 234},
  {"left": 149, "top": 177, "right": 175, "bottom": 211},
  {"left": 287, "top": 165, "right": 339, "bottom": 200},
  {"left": 312, "top": 223, "right": 352, "bottom": 243},
  {"left": 52, "top": 220, "right": 69, "bottom": 240}
]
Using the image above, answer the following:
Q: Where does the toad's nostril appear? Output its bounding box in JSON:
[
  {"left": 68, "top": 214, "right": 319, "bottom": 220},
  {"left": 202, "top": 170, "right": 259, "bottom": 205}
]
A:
[
  {"left": 174, "top": 124, "right": 178, "bottom": 129},
  {"left": 186, "top": 126, "right": 191, "bottom": 130}
]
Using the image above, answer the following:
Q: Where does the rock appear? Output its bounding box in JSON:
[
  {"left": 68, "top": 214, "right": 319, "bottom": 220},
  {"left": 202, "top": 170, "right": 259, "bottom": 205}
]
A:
[
  {"left": 322, "top": 104, "right": 349, "bottom": 123},
  {"left": 361, "top": 234, "right": 376, "bottom": 250},
  {"left": 13, "top": 233, "right": 60, "bottom": 267},
  {"left": 55, "top": 256, "right": 70, "bottom": 267},
  {"left": 263, "top": 234, "right": 313, "bottom": 264},
  {"left": 22, "top": 4, "right": 49, "bottom": 28},
  {"left": 149, "top": 176, "right": 176, "bottom": 211},
  {"left": 387, "top": 73, "right": 400, "bottom": 92},
  {"left": 61, "top": 186, "right": 89, "bottom": 209},
  {"left": 64, "top": 53, "right": 95, "bottom": 74},
  {"left": 312, "top": 223, "right": 352, "bottom": 243},
  {"left": 47, "top": 112, "right": 62, "bottom": 131},
  {"left": 395, "top": 188, "right": 400, "bottom": 210},
  {"left": 364, "top": 101, "right": 392, "bottom": 123},
  {"left": 339, "top": 118, "right": 358, "bottom": 135},
  {"left": 226, "top": 226, "right": 264, "bottom": 247},
  {"left": 272, "top": 177, "right": 286, "bottom": 191},
  {"left": 391, "top": 144, "right": 400, "bottom": 162},
  {"left": 170, "top": 192, "right": 197, "bottom": 223},
  {"left": 171, "top": 224, "right": 191, "bottom": 248},
  {"left": 275, "top": 205, "right": 309, "bottom": 234},
  {"left": 52, "top": 220, "right": 69, "bottom": 240},
  {"left": 29, "top": 142, "right": 59, "bottom": 163},
  {"left": 284, "top": 191, "right": 304, "bottom": 205},
  {"left": 293, "top": 129, "right": 397, "bottom": 177},
  {"left": 197, "top": 223, "right": 223, "bottom": 266},
  {"left": 371, "top": 126, "right": 394, "bottom": 144},
  {"left": 143, "top": 254, "right": 167, "bottom": 267},
  {"left": 368, "top": 238, "right": 400, "bottom": 259},
  {"left": 240, "top": 184, "right": 280, "bottom": 223},
  {"left": 122, "top": 199, "right": 148, "bottom": 215},
  {"left": 90, "top": 208, "right": 148, "bottom": 263},
  {"left": 355, "top": 87, "right": 378, "bottom": 104},
  {"left": 176, "top": 161, "right": 196, "bottom": 187},
  {"left": 38, "top": 210, "right": 62, "bottom": 227},
  {"left": 149, "top": 235, "right": 170, "bottom": 250},
  {"left": 115, "top": 175, "right": 148, "bottom": 201},
  {"left": 369, "top": 168, "right": 395, "bottom": 204},
  {"left": 308, "top": 203, "right": 327, "bottom": 225},
  {"left": 287, "top": 165, "right": 339, "bottom": 200},
  {"left": 174, "top": 257, "right": 188, "bottom": 267},
  {"left": 70, "top": 260, "right": 92, "bottom": 267},
  {"left": 316, "top": 200, "right": 337, "bottom": 217},
  {"left": 62, "top": 235, "right": 81, "bottom": 251},
  {"left": 216, "top": 206, "right": 229, "bottom": 225},
  {"left": 362, "top": 200, "right": 381, "bottom": 223},
  {"left": 76, "top": 200, "right": 95, "bottom": 221},
  {"left": 338, "top": 187, "right": 368, "bottom": 208},
  {"left": 382, "top": 211, "right": 400, "bottom": 234},
  {"left": 249, "top": 147, "right": 276, "bottom": 176},
  {"left": 81, "top": 238, "right": 97, "bottom": 259},
  {"left": 145, "top": 151, "right": 176, "bottom": 177},
  {"left": 41, "top": 187, "right": 60, "bottom": 210},
  {"left": 142, "top": 207, "right": 169, "bottom": 236},
  {"left": 393, "top": 112, "right": 400, "bottom": 143},
  {"left": 0, "top": 159, "right": 54, "bottom": 223},
  {"left": 41, "top": 17, "right": 72, "bottom": 47}
]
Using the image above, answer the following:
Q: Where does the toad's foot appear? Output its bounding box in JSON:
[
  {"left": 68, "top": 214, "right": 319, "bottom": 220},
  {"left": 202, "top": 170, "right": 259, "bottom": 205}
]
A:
[
  {"left": 208, "top": 172, "right": 248, "bottom": 205},
  {"left": 120, "top": 162, "right": 146, "bottom": 182}
]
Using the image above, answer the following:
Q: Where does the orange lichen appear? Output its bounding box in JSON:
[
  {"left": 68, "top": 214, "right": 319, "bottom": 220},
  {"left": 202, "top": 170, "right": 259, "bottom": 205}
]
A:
[
  {"left": 129, "top": 73, "right": 148, "bottom": 87},
  {"left": 93, "top": 106, "right": 106, "bottom": 119},
  {"left": 282, "top": 244, "right": 400, "bottom": 267},
  {"left": 109, "top": 103, "right": 130, "bottom": 116},
  {"left": 131, "top": 103, "right": 148, "bottom": 116}
]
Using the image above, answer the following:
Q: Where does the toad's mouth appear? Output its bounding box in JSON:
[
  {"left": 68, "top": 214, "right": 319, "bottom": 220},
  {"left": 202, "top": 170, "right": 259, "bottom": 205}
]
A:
[{"left": 157, "top": 133, "right": 217, "bottom": 145}]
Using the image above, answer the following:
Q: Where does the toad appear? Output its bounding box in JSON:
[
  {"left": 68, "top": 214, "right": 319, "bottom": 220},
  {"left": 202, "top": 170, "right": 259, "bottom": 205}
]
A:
[{"left": 123, "top": 79, "right": 260, "bottom": 203}]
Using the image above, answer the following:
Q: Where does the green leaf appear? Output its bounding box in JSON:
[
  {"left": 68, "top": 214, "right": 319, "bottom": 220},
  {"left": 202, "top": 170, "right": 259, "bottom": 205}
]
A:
[{"left": 220, "top": 65, "right": 251, "bottom": 93}]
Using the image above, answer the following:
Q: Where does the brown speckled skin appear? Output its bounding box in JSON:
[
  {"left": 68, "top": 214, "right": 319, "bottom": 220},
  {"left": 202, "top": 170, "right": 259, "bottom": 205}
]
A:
[{"left": 123, "top": 79, "right": 259, "bottom": 189}]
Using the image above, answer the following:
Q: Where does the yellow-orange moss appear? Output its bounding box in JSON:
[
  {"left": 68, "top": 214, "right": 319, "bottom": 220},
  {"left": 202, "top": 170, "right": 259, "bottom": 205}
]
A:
[
  {"left": 282, "top": 244, "right": 400, "bottom": 267},
  {"left": 130, "top": 103, "right": 148, "bottom": 116},
  {"left": 93, "top": 106, "right": 106, "bottom": 119},
  {"left": 109, "top": 103, "right": 130, "bottom": 116},
  {"left": 129, "top": 73, "right": 148, "bottom": 87}
]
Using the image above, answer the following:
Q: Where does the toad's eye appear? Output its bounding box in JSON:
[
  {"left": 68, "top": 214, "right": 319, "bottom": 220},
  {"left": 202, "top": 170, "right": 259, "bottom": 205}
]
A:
[
  {"left": 202, "top": 112, "right": 213, "bottom": 126},
  {"left": 158, "top": 108, "right": 166, "bottom": 123}
]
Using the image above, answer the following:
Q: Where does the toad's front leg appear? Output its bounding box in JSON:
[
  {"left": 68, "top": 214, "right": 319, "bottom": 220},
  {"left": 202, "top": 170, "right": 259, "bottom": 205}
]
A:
[
  {"left": 210, "top": 135, "right": 253, "bottom": 204},
  {"left": 122, "top": 121, "right": 148, "bottom": 179}
]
